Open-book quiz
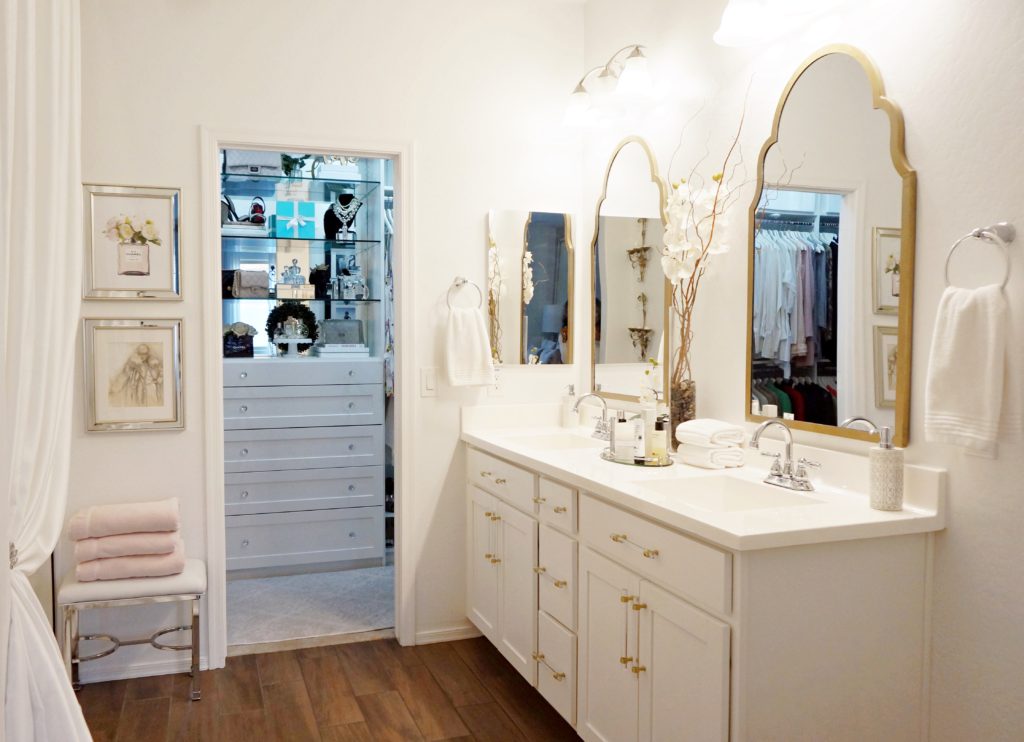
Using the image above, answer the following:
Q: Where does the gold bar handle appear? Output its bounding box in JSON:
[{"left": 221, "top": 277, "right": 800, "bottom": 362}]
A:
[
  {"left": 531, "top": 652, "right": 566, "bottom": 682},
  {"left": 631, "top": 664, "right": 647, "bottom": 675},
  {"left": 533, "top": 566, "right": 567, "bottom": 589},
  {"left": 494, "top": 477, "right": 507, "bottom": 485},
  {"left": 610, "top": 533, "right": 660, "bottom": 559},
  {"left": 489, "top": 515, "right": 501, "bottom": 522},
  {"left": 480, "top": 470, "right": 492, "bottom": 478},
  {"left": 553, "top": 505, "right": 568, "bottom": 514},
  {"left": 484, "top": 511, "right": 496, "bottom": 518},
  {"left": 619, "top": 655, "right": 634, "bottom": 665},
  {"left": 533, "top": 496, "right": 547, "bottom": 504},
  {"left": 632, "top": 602, "right": 648, "bottom": 612},
  {"left": 490, "top": 557, "right": 502, "bottom": 564},
  {"left": 484, "top": 552, "right": 494, "bottom": 560}
]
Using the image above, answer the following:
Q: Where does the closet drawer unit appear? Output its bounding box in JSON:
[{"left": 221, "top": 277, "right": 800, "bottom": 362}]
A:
[
  {"left": 535, "top": 609, "right": 577, "bottom": 726},
  {"left": 579, "top": 494, "right": 732, "bottom": 615},
  {"left": 467, "top": 448, "right": 536, "bottom": 515},
  {"left": 223, "top": 358, "right": 382, "bottom": 388},
  {"left": 538, "top": 524, "right": 577, "bottom": 631},
  {"left": 225, "top": 506, "right": 384, "bottom": 570},
  {"left": 224, "top": 426, "right": 384, "bottom": 473},
  {"left": 225, "top": 466, "right": 384, "bottom": 516},
  {"left": 224, "top": 384, "right": 384, "bottom": 430},
  {"left": 536, "top": 478, "right": 577, "bottom": 534}
]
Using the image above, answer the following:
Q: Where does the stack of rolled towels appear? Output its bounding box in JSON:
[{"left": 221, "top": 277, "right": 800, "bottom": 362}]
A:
[
  {"left": 674, "top": 419, "right": 746, "bottom": 470},
  {"left": 68, "top": 498, "right": 185, "bottom": 582}
]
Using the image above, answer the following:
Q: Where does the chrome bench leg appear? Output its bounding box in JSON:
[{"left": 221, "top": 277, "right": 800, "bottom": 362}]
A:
[{"left": 190, "top": 596, "right": 201, "bottom": 701}]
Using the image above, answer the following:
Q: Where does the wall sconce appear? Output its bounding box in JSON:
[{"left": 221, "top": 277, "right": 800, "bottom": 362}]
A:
[{"left": 565, "top": 44, "right": 652, "bottom": 125}]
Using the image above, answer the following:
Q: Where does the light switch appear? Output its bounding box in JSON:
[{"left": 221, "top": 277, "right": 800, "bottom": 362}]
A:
[{"left": 420, "top": 367, "right": 438, "bottom": 397}]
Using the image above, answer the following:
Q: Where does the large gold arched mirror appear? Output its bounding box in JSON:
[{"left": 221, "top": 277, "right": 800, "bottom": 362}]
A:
[
  {"left": 591, "top": 136, "right": 670, "bottom": 402},
  {"left": 746, "top": 45, "right": 916, "bottom": 446}
]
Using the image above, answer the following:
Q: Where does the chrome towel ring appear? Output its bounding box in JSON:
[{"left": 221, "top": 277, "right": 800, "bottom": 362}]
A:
[
  {"left": 447, "top": 276, "right": 483, "bottom": 309},
  {"left": 944, "top": 221, "right": 1016, "bottom": 288}
]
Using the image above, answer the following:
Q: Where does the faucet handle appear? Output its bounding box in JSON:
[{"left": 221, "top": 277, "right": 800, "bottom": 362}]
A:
[
  {"left": 761, "top": 451, "right": 783, "bottom": 476},
  {"left": 795, "top": 457, "right": 820, "bottom": 479}
]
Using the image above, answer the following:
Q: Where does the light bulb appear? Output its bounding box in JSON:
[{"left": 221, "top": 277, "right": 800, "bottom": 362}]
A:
[
  {"left": 617, "top": 48, "right": 652, "bottom": 97},
  {"left": 564, "top": 86, "right": 591, "bottom": 126}
]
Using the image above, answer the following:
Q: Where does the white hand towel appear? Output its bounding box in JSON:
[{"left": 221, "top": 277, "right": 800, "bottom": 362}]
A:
[
  {"left": 925, "top": 285, "right": 1012, "bottom": 456},
  {"left": 676, "top": 443, "right": 745, "bottom": 470},
  {"left": 675, "top": 419, "right": 745, "bottom": 448},
  {"left": 446, "top": 306, "right": 496, "bottom": 387}
]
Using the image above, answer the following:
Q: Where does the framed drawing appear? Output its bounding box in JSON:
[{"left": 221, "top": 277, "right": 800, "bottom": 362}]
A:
[
  {"left": 872, "top": 227, "right": 901, "bottom": 315},
  {"left": 83, "top": 184, "right": 181, "bottom": 300},
  {"left": 873, "top": 325, "right": 899, "bottom": 409},
  {"left": 83, "top": 319, "right": 183, "bottom": 431}
]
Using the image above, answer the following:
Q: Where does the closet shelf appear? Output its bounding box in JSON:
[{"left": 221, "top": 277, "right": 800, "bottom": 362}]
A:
[
  {"left": 222, "top": 172, "right": 380, "bottom": 200},
  {"left": 221, "top": 237, "right": 381, "bottom": 254},
  {"left": 221, "top": 297, "right": 381, "bottom": 304}
]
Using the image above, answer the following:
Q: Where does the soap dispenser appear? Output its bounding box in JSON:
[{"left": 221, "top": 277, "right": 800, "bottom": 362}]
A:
[
  {"left": 561, "top": 384, "right": 577, "bottom": 428},
  {"left": 869, "top": 426, "right": 904, "bottom": 511}
]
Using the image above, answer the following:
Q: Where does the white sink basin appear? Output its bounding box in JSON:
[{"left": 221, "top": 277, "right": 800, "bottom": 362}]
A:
[
  {"left": 632, "top": 475, "right": 824, "bottom": 512},
  {"left": 507, "top": 433, "right": 606, "bottom": 450}
]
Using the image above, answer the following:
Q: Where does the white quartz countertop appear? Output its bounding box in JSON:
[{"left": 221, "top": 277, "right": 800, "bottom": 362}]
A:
[{"left": 461, "top": 414, "right": 945, "bottom": 551}]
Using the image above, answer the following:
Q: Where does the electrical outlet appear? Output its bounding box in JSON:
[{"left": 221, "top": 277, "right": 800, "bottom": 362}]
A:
[
  {"left": 419, "top": 367, "right": 438, "bottom": 397},
  {"left": 487, "top": 365, "right": 504, "bottom": 397}
]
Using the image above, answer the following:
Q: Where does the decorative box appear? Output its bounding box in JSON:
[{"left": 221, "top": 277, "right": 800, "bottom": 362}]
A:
[
  {"left": 223, "top": 334, "right": 254, "bottom": 358},
  {"left": 277, "top": 283, "right": 315, "bottom": 300},
  {"left": 275, "top": 200, "right": 315, "bottom": 239}
]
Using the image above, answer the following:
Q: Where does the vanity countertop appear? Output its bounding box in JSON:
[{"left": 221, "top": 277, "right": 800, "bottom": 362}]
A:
[{"left": 461, "top": 414, "right": 945, "bottom": 551}]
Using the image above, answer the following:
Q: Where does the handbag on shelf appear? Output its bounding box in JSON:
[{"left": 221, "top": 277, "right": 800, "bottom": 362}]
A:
[
  {"left": 231, "top": 270, "right": 270, "bottom": 299},
  {"left": 224, "top": 149, "right": 283, "bottom": 176}
]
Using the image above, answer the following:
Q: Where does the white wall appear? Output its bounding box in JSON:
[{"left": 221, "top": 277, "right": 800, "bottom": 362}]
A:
[
  {"left": 581, "top": 0, "right": 1024, "bottom": 738},
  {"left": 69, "top": 0, "right": 584, "bottom": 677}
]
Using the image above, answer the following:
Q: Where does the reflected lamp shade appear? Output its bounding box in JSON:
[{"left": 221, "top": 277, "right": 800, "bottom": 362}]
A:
[
  {"left": 541, "top": 304, "right": 562, "bottom": 333},
  {"left": 617, "top": 48, "right": 652, "bottom": 96}
]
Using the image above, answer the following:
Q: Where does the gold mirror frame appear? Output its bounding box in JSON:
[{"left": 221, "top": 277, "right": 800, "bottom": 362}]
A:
[
  {"left": 590, "top": 136, "right": 671, "bottom": 403},
  {"left": 518, "top": 213, "right": 575, "bottom": 365},
  {"left": 744, "top": 44, "right": 917, "bottom": 446}
]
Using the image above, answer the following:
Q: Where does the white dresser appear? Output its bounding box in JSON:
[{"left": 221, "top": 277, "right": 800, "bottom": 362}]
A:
[{"left": 223, "top": 357, "right": 385, "bottom": 571}]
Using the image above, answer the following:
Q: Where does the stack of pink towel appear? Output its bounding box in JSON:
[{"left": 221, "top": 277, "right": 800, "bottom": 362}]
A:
[{"left": 68, "top": 498, "right": 185, "bottom": 582}]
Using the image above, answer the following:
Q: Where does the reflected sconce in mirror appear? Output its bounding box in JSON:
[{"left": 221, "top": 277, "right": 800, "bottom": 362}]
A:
[{"left": 565, "top": 44, "right": 652, "bottom": 125}]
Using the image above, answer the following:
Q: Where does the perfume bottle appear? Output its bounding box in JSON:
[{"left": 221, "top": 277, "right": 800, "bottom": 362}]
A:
[{"left": 117, "top": 242, "right": 150, "bottom": 276}]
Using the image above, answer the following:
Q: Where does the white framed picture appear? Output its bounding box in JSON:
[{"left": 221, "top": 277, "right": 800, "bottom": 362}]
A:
[
  {"left": 872, "top": 227, "right": 901, "bottom": 315},
  {"left": 873, "top": 325, "right": 899, "bottom": 409},
  {"left": 83, "top": 184, "right": 181, "bottom": 300},
  {"left": 83, "top": 319, "right": 183, "bottom": 431}
]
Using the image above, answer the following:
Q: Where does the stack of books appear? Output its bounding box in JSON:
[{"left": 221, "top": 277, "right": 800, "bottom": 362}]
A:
[{"left": 315, "top": 343, "right": 370, "bottom": 358}]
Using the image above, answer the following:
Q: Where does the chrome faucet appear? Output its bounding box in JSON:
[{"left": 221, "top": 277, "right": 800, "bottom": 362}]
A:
[
  {"left": 749, "top": 419, "right": 820, "bottom": 491},
  {"left": 574, "top": 393, "right": 610, "bottom": 441},
  {"left": 840, "top": 416, "right": 879, "bottom": 434}
]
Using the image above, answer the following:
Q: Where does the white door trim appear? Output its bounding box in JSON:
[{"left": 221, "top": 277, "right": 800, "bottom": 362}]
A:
[{"left": 198, "top": 127, "right": 417, "bottom": 667}]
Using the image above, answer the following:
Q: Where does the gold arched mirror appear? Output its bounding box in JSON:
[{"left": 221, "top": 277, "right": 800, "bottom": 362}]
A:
[
  {"left": 745, "top": 45, "right": 916, "bottom": 446},
  {"left": 591, "top": 136, "right": 670, "bottom": 402}
]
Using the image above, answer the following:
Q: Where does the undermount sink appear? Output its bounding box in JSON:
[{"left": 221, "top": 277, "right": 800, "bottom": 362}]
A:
[
  {"left": 507, "top": 433, "right": 605, "bottom": 450},
  {"left": 632, "top": 475, "right": 825, "bottom": 512}
]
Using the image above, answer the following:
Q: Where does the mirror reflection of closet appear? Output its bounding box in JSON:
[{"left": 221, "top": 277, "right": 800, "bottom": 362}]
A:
[
  {"left": 746, "top": 46, "right": 916, "bottom": 445},
  {"left": 591, "top": 137, "right": 670, "bottom": 402}
]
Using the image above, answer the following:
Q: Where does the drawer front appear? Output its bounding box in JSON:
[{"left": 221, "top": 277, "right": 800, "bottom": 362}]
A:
[
  {"left": 467, "top": 447, "right": 536, "bottom": 515},
  {"left": 225, "top": 506, "right": 384, "bottom": 570},
  {"left": 537, "top": 478, "right": 577, "bottom": 534},
  {"left": 579, "top": 494, "right": 732, "bottom": 615},
  {"left": 223, "top": 358, "right": 382, "bottom": 387},
  {"left": 225, "top": 426, "right": 383, "bottom": 472},
  {"left": 224, "top": 384, "right": 384, "bottom": 430},
  {"left": 225, "top": 466, "right": 383, "bottom": 515},
  {"left": 536, "top": 610, "right": 577, "bottom": 726},
  {"left": 538, "top": 524, "right": 577, "bottom": 631}
]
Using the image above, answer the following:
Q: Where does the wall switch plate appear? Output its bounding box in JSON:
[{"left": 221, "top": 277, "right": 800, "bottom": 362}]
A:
[
  {"left": 487, "top": 364, "right": 503, "bottom": 397},
  {"left": 420, "top": 367, "right": 438, "bottom": 397}
]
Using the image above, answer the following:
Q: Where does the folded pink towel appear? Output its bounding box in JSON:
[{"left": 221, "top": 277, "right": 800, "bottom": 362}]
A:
[
  {"left": 75, "top": 537, "right": 185, "bottom": 582},
  {"left": 73, "top": 531, "right": 179, "bottom": 563},
  {"left": 68, "top": 498, "right": 180, "bottom": 540}
]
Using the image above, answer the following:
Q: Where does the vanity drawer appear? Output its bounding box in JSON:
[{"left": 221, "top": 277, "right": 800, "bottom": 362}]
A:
[
  {"left": 536, "top": 609, "right": 577, "bottom": 726},
  {"left": 579, "top": 494, "right": 732, "bottom": 615},
  {"left": 223, "top": 358, "right": 382, "bottom": 387},
  {"left": 536, "top": 478, "right": 577, "bottom": 534},
  {"left": 225, "top": 466, "right": 383, "bottom": 515},
  {"left": 225, "top": 506, "right": 384, "bottom": 570},
  {"left": 467, "top": 448, "right": 537, "bottom": 515},
  {"left": 224, "top": 384, "right": 384, "bottom": 430},
  {"left": 538, "top": 524, "right": 577, "bottom": 630},
  {"left": 224, "top": 426, "right": 383, "bottom": 473}
]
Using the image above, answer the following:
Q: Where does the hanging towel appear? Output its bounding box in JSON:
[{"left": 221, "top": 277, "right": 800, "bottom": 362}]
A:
[
  {"left": 445, "top": 306, "right": 496, "bottom": 387},
  {"left": 675, "top": 419, "right": 745, "bottom": 448},
  {"left": 676, "top": 443, "right": 745, "bottom": 470},
  {"left": 76, "top": 537, "right": 186, "bottom": 582},
  {"left": 925, "top": 285, "right": 1012, "bottom": 456},
  {"left": 73, "top": 531, "right": 180, "bottom": 563},
  {"left": 68, "top": 497, "right": 180, "bottom": 540}
]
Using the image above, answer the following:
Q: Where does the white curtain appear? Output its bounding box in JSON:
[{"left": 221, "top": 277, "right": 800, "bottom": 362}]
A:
[{"left": 1, "top": 0, "right": 91, "bottom": 739}]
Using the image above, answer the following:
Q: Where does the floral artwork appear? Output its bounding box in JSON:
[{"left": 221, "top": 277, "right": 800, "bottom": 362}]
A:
[
  {"left": 102, "top": 214, "right": 163, "bottom": 277},
  {"left": 873, "top": 227, "right": 901, "bottom": 314}
]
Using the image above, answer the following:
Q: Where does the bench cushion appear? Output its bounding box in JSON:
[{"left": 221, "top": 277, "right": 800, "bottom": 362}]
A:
[{"left": 58, "top": 558, "right": 206, "bottom": 605}]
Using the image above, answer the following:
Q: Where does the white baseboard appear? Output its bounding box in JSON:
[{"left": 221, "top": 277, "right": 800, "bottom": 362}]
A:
[
  {"left": 79, "top": 655, "right": 208, "bottom": 685},
  {"left": 414, "top": 622, "right": 481, "bottom": 645}
]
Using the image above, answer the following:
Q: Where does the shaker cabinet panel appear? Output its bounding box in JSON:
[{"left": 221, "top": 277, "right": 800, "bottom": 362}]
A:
[
  {"left": 467, "top": 486, "right": 500, "bottom": 642},
  {"left": 496, "top": 501, "right": 539, "bottom": 685},
  {"left": 537, "top": 609, "right": 578, "bottom": 726},
  {"left": 467, "top": 448, "right": 537, "bottom": 516},
  {"left": 224, "top": 384, "right": 384, "bottom": 429},
  {"left": 539, "top": 523, "right": 577, "bottom": 631}
]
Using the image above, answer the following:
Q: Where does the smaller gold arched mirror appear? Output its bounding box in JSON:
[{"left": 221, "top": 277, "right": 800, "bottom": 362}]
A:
[
  {"left": 591, "top": 137, "right": 670, "bottom": 402},
  {"left": 745, "top": 45, "right": 916, "bottom": 446}
]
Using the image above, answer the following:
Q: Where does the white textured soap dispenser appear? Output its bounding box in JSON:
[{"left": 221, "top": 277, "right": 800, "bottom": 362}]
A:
[{"left": 869, "top": 426, "right": 904, "bottom": 511}]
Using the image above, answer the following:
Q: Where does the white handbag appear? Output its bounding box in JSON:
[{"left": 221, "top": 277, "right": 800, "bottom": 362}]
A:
[{"left": 224, "top": 149, "right": 282, "bottom": 176}]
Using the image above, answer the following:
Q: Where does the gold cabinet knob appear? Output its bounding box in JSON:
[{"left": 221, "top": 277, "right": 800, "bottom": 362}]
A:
[
  {"left": 642, "top": 549, "right": 660, "bottom": 559},
  {"left": 484, "top": 553, "right": 494, "bottom": 560},
  {"left": 489, "top": 515, "right": 501, "bottom": 522},
  {"left": 480, "top": 470, "right": 492, "bottom": 478},
  {"left": 553, "top": 579, "right": 567, "bottom": 589},
  {"left": 533, "top": 496, "right": 546, "bottom": 504},
  {"left": 611, "top": 533, "right": 627, "bottom": 543},
  {"left": 552, "top": 671, "right": 566, "bottom": 681},
  {"left": 631, "top": 664, "right": 647, "bottom": 674},
  {"left": 490, "top": 557, "right": 502, "bottom": 564},
  {"left": 484, "top": 511, "right": 496, "bottom": 518},
  {"left": 632, "top": 602, "right": 648, "bottom": 611},
  {"left": 495, "top": 477, "right": 507, "bottom": 485},
  {"left": 619, "top": 655, "right": 634, "bottom": 665},
  {"left": 553, "top": 505, "right": 567, "bottom": 514}
]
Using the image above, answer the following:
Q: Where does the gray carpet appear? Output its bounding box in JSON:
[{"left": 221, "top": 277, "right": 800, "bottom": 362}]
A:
[{"left": 227, "top": 565, "right": 394, "bottom": 646}]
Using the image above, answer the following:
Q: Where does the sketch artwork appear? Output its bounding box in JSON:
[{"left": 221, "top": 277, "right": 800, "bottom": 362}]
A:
[{"left": 108, "top": 343, "right": 164, "bottom": 407}]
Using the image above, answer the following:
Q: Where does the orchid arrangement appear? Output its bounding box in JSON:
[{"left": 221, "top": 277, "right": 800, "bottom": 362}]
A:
[
  {"left": 103, "top": 215, "right": 161, "bottom": 246},
  {"left": 486, "top": 233, "right": 505, "bottom": 362},
  {"left": 522, "top": 250, "right": 535, "bottom": 306}
]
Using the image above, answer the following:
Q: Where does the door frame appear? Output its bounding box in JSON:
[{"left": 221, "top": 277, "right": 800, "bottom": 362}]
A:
[{"left": 198, "top": 127, "right": 417, "bottom": 667}]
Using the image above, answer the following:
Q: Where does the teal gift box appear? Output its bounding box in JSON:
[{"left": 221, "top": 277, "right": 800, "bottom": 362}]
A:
[{"left": 275, "top": 200, "right": 316, "bottom": 238}]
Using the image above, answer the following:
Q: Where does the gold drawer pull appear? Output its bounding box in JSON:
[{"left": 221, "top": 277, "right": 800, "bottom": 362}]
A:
[
  {"left": 484, "top": 552, "right": 494, "bottom": 560},
  {"left": 620, "top": 594, "right": 636, "bottom": 603},
  {"left": 531, "top": 652, "right": 566, "bottom": 681},
  {"left": 553, "top": 505, "right": 568, "bottom": 514},
  {"left": 619, "top": 655, "right": 634, "bottom": 665},
  {"left": 610, "top": 533, "right": 660, "bottom": 559},
  {"left": 489, "top": 514, "right": 501, "bottom": 522},
  {"left": 533, "top": 566, "right": 567, "bottom": 589},
  {"left": 631, "top": 664, "right": 647, "bottom": 675},
  {"left": 480, "top": 470, "right": 492, "bottom": 478},
  {"left": 484, "top": 511, "right": 496, "bottom": 518},
  {"left": 632, "top": 602, "right": 648, "bottom": 612},
  {"left": 494, "top": 477, "right": 507, "bottom": 485},
  {"left": 490, "top": 557, "right": 502, "bottom": 564},
  {"left": 533, "top": 496, "right": 546, "bottom": 504}
]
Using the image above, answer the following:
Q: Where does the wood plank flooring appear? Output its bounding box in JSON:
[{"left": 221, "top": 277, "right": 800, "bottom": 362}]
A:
[{"left": 78, "top": 637, "right": 582, "bottom": 742}]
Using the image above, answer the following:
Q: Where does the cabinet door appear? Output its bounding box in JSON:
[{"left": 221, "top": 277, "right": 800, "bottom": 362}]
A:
[
  {"left": 579, "top": 547, "right": 641, "bottom": 742},
  {"left": 637, "top": 580, "right": 730, "bottom": 742},
  {"left": 467, "top": 486, "right": 500, "bottom": 642},
  {"left": 496, "top": 501, "right": 538, "bottom": 684}
]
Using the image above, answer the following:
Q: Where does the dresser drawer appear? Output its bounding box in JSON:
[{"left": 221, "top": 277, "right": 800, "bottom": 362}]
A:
[
  {"left": 467, "top": 448, "right": 536, "bottom": 515},
  {"left": 225, "top": 466, "right": 383, "bottom": 515},
  {"left": 223, "top": 358, "right": 382, "bottom": 387},
  {"left": 224, "top": 384, "right": 384, "bottom": 430},
  {"left": 536, "top": 478, "right": 577, "bottom": 534},
  {"left": 224, "top": 426, "right": 383, "bottom": 473},
  {"left": 536, "top": 609, "right": 577, "bottom": 726},
  {"left": 579, "top": 494, "right": 732, "bottom": 615},
  {"left": 538, "top": 524, "right": 577, "bottom": 631},
  {"left": 225, "top": 506, "right": 384, "bottom": 570}
]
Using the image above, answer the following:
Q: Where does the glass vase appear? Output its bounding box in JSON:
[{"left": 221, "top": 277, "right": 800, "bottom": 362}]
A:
[
  {"left": 117, "top": 241, "right": 151, "bottom": 276},
  {"left": 669, "top": 379, "right": 697, "bottom": 449}
]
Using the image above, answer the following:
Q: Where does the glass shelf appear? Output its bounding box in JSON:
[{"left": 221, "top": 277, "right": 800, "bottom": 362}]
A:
[
  {"left": 221, "top": 237, "right": 380, "bottom": 255},
  {"left": 222, "top": 297, "right": 380, "bottom": 303},
  {"left": 222, "top": 172, "right": 380, "bottom": 200}
]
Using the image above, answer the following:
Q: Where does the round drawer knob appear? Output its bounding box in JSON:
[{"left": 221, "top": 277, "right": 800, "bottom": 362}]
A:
[
  {"left": 240, "top": 448, "right": 249, "bottom": 456},
  {"left": 239, "top": 405, "right": 248, "bottom": 413},
  {"left": 239, "top": 372, "right": 248, "bottom": 379},
  {"left": 240, "top": 491, "right": 249, "bottom": 499},
  {"left": 348, "top": 402, "right": 355, "bottom": 409},
  {"left": 347, "top": 370, "right": 355, "bottom": 377},
  {"left": 241, "top": 539, "right": 249, "bottom": 548},
  {"left": 348, "top": 443, "right": 355, "bottom": 451},
  {"left": 348, "top": 484, "right": 356, "bottom": 492},
  {"left": 348, "top": 531, "right": 357, "bottom": 538}
]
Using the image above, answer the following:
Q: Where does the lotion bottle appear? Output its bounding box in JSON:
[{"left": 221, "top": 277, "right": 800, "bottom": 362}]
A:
[
  {"left": 869, "top": 426, "right": 904, "bottom": 511},
  {"left": 561, "top": 384, "right": 577, "bottom": 428},
  {"left": 633, "top": 415, "right": 646, "bottom": 464},
  {"left": 650, "top": 415, "right": 669, "bottom": 463},
  {"left": 614, "top": 412, "right": 633, "bottom": 461}
]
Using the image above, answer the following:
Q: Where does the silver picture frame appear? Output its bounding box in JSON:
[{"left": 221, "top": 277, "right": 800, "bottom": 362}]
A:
[
  {"left": 83, "top": 183, "right": 181, "bottom": 300},
  {"left": 83, "top": 319, "right": 184, "bottom": 431},
  {"left": 871, "top": 226, "right": 901, "bottom": 315}
]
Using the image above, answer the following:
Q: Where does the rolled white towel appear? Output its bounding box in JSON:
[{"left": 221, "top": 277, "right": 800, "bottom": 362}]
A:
[
  {"left": 675, "top": 419, "right": 745, "bottom": 449},
  {"left": 676, "top": 443, "right": 745, "bottom": 470}
]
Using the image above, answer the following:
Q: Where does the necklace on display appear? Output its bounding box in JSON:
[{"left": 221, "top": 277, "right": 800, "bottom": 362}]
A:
[{"left": 332, "top": 198, "right": 363, "bottom": 226}]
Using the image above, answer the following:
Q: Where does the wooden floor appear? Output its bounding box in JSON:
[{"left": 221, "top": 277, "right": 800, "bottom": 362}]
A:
[{"left": 78, "top": 637, "right": 582, "bottom": 741}]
